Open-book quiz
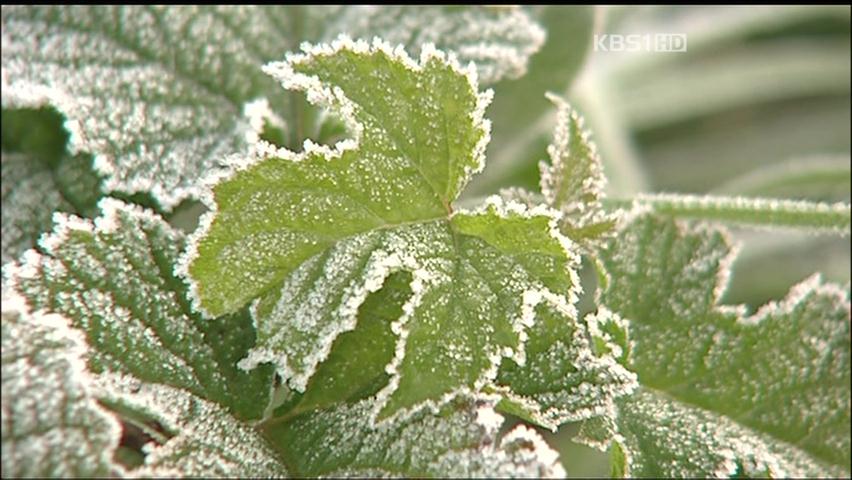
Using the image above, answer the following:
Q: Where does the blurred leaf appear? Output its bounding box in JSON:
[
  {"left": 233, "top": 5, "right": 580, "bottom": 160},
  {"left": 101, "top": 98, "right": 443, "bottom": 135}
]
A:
[{"left": 711, "top": 154, "right": 851, "bottom": 201}]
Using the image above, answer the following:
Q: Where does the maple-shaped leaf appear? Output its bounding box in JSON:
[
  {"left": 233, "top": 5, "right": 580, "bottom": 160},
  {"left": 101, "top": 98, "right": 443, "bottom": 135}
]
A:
[
  {"left": 180, "top": 38, "right": 622, "bottom": 423},
  {"left": 589, "top": 213, "right": 851, "bottom": 477}
]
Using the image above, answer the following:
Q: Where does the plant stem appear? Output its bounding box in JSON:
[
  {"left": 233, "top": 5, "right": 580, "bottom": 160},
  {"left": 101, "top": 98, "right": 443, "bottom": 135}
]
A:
[{"left": 609, "top": 193, "right": 851, "bottom": 235}]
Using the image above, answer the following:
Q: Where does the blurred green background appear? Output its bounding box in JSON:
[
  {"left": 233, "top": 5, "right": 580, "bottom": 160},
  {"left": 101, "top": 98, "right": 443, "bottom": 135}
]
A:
[{"left": 2, "top": 5, "right": 849, "bottom": 477}]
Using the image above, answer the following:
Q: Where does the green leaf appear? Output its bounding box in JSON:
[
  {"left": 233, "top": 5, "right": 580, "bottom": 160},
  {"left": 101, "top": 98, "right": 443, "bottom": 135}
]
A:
[
  {"left": 1, "top": 107, "right": 103, "bottom": 264},
  {"left": 593, "top": 214, "right": 851, "bottom": 477},
  {"left": 6, "top": 198, "right": 274, "bottom": 421},
  {"left": 1, "top": 6, "right": 547, "bottom": 210},
  {"left": 539, "top": 94, "right": 621, "bottom": 244},
  {"left": 1, "top": 152, "right": 103, "bottom": 265},
  {"left": 323, "top": 6, "right": 545, "bottom": 85},
  {"left": 181, "top": 39, "right": 586, "bottom": 423},
  {"left": 286, "top": 271, "right": 412, "bottom": 416},
  {"left": 1, "top": 295, "right": 121, "bottom": 477},
  {"left": 3, "top": 200, "right": 289, "bottom": 477},
  {"left": 492, "top": 302, "right": 637, "bottom": 431},
  {"left": 1, "top": 152, "right": 72, "bottom": 264},
  {"left": 263, "top": 396, "right": 565, "bottom": 478}
]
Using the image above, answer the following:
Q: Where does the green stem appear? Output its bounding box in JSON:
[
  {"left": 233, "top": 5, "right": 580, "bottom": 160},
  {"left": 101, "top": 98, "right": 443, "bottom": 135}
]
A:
[{"left": 609, "top": 193, "right": 851, "bottom": 235}]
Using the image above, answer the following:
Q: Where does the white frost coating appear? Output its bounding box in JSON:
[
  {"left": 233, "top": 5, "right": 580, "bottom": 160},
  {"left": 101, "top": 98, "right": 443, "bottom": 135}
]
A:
[
  {"left": 586, "top": 307, "right": 631, "bottom": 360},
  {"left": 539, "top": 93, "right": 620, "bottom": 245},
  {"left": 239, "top": 244, "right": 412, "bottom": 392},
  {"left": 475, "top": 403, "right": 506, "bottom": 433},
  {"left": 242, "top": 97, "right": 287, "bottom": 157},
  {"left": 6, "top": 199, "right": 268, "bottom": 414},
  {"left": 500, "top": 425, "right": 565, "bottom": 478},
  {"left": 94, "top": 373, "right": 287, "bottom": 477},
  {"left": 496, "top": 300, "right": 638, "bottom": 432},
  {"left": 287, "top": 394, "right": 565, "bottom": 478},
  {"left": 372, "top": 258, "right": 440, "bottom": 424},
  {"left": 1, "top": 293, "right": 124, "bottom": 477},
  {"left": 598, "top": 214, "right": 851, "bottom": 477},
  {"left": 617, "top": 389, "right": 845, "bottom": 478},
  {"left": 322, "top": 6, "right": 546, "bottom": 84},
  {"left": 178, "top": 34, "right": 493, "bottom": 319},
  {"left": 634, "top": 192, "right": 851, "bottom": 235},
  {"left": 0, "top": 6, "right": 306, "bottom": 209},
  {"left": 742, "top": 273, "right": 847, "bottom": 327},
  {"left": 1, "top": 152, "right": 75, "bottom": 265}
]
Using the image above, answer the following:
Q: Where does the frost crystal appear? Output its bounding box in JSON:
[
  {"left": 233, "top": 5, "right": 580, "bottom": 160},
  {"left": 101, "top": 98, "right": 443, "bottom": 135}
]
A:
[
  {"left": 594, "top": 213, "right": 851, "bottom": 477},
  {"left": 94, "top": 373, "right": 287, "bottom": 478},
  {"left": 495, "top": 298, "right": 638, "bottom": 431},
  {"left": 3, "top": 202, "right": 288, "bottom": 477},
  {"left": 1, "top": 6, "right": 546, "bottom": 210},
  {"left": 1, "top": 152, "right": 71, "bottom": 264}
]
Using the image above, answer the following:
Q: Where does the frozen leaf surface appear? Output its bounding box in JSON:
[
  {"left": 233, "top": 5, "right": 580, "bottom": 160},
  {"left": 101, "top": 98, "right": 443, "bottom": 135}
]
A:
[
  {"left": 94, "top": 373, "right": 286, "bottom": 478},
  {"left": 182, "top": 39, "right": 585, "bottom": 422},
  {"left": 1, "top": 295, "right": 121, "bottom": 477},
  {"left": 1, "top": 6, "right": 546, "bottom": 209},
  {"left": 6, "top": 198, "right": 274, "bottom": 421},
  {"left": 493, "top": 299, "right": 637, "bottom": 431},
  {"left": 1, "top": 152, "right": 71, "bottom": 264},
  {"left": 265, "top": 396, "right": 564, "bottom": 478},
  {"left": 594, "top": 214, "right": 851, "bottom": 477},
  {"left": 324, "top": 6, "right": 545, "bottom": 85},
  {"left": 539, "top": 94, "right": 620, "bottom": 244},
  {"left": 1, "top": 147, "right": 101, "bottom": 266},
  {"left": 1, "top": 6, "right": 301, "bottom": 209}
]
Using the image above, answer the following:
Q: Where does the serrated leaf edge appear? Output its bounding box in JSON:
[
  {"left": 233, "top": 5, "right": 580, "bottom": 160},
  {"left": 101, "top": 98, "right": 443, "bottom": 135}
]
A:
[{"left": 370, "top": 194, "right": 583, "bottom": 426}]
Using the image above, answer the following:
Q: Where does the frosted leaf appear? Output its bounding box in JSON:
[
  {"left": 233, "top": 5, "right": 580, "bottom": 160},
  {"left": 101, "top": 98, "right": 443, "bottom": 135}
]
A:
[
  {"left": 539, "top": 93, "right": 620, "bottom": 244},
  {"left": 324, "top": 6, "right": 545, "bottom": 85},
  {"left": 611, "top": 389, "right": 847, "bottom": 478},
  {"left": 594, "top": 213, "right": 851, "bottom": 476},
  {"left": 182, "top": 39, "right": 584, "bottom": 423},
  {"left": 1, "top": 147, "right": 102, "bottom": 266},
  {"left": 494, "top": 298, "right": 637, "bottom": 431},
  {"left": 273, "top": 271, "right": 412, "bottom": 416},
  {"left": 1, "top": 6, "right": 302, "bottom": 209},
  {"left": 264, "top": 395, "right": 564, "bottom": 478},
  {"left": 1, "top": 294, "right": 122, "bottom": 477},
  {"left": 94, "top": 373, "right": 287, "bottom": 478},
  {"left": 1, "top": 152, "right": 71, "bottom": 264},
  {"left": 5, "top": 198, "right": 274, "bottom": 420}
]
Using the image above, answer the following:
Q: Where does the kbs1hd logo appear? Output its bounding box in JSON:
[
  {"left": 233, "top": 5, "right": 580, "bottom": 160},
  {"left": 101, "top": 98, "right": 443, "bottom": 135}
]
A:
[{"left": 594, "top": 33, "right": 688, "bottom": 52}]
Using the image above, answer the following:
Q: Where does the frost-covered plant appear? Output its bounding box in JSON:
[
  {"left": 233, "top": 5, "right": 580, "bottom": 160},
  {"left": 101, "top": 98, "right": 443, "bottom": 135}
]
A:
[{"left": 1, "top": 5, "right": 850, "bottom": 479}]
